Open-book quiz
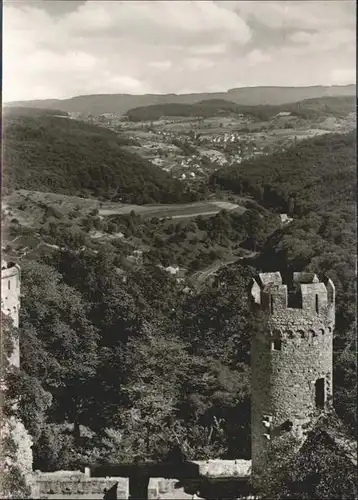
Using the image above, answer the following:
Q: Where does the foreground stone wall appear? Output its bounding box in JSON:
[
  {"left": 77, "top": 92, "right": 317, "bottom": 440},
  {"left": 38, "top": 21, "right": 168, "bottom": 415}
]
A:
[
  {"left": 148, "top": 478, "right": 192, "bottom": 499},
  {"left": 148, "top": 477, "right": 253, "bottom": 500},
  {"left": 28, "top": 472, "right": 128, "bottom": 499},
  {"left": 28, "top": 461, "right": 253, "bottom": 499}
]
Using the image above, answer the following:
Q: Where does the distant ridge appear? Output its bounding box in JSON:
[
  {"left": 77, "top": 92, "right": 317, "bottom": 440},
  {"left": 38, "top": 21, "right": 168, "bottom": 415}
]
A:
[
  {"left": 5, "top": 84, "right": 356, "bottom": 115},
  {"left": 125, "top": 96, "right": 356, "bottom": 121}
]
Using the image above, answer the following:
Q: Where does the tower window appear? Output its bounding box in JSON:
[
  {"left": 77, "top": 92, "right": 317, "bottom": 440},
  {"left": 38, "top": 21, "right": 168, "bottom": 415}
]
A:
[
  {"left": 312, "top": 330, "right": 319, "bottom": 345},
  {"left": 281, "top": 420, "right": 293, "bottom": 432},
  {"left": 270, "top": 295, "right": 274, "bottom": 314},
  {"left": 315, "top": 377, "right": 325, "bottom": 408},
  {"left": 315, "top": 294, "right": 319, "bottom": 314},
  {"left": 272, "top": 339, "right": 282, "bottom": 351},
  {"left": 310, "top": 330, "right": 317, "bottom": 344},
  {"left": 8, "top": 280, "right": 11, "bottom": 290}
]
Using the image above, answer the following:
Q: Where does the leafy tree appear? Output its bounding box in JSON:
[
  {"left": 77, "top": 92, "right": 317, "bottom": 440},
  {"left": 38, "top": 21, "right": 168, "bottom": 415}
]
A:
[{"left": 19, "top": 261, "right": 99, "bottom": 442}]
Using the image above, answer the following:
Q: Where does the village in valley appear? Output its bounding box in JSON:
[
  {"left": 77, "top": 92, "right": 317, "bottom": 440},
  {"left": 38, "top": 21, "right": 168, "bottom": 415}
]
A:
[{"left": 81, "top": 107, "right": 356, "bottom": 183}]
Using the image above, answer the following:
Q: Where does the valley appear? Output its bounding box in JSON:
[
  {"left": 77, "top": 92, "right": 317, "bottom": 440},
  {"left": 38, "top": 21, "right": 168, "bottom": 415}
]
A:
[
  {"left": 76, "top": 96, "right": 356, "bottom": 185},
  {"left": 2, "top": 95, "right": 356, "bottom": 287}
]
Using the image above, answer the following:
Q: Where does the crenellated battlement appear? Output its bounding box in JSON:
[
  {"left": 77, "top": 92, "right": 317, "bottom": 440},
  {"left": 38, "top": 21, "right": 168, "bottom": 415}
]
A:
[
  {"left": 250, "top": 271, "right": 335, "bottom": 323},
  {"left": 1, "top": 260, "right": 21, "bottom": 281},
  {"left": 268, "top": 326, "right": 331, "bottom": 341}
]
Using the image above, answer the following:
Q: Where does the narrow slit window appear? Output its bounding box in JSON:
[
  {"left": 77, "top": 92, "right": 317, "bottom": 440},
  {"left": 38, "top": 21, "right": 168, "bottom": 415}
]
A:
[
  {"left": 315, "top": 294, "right": 319, "bottom": 314},
  {"left": 270, "top": 295, "right": 274, "bottom": 314},
  {"left": 8, "top": 280, "right": 10, "bottom": 290},
  {"left": 272, "top": 339, "right": 282, "bottom": 351},
  {"left": 315, "top": 377, "right": 325, "bottom": 408}
]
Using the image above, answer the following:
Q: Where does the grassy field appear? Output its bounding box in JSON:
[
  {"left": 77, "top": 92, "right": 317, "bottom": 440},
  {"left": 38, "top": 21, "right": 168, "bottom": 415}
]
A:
[
  {"left": 2, "top": 189, "right": 252, "bottom": 277},
  {"left": 3, "top": 190, "right": 247, "bottom": 228},
  {"left": 99, "top": 200, "right": 244, "bottom": 218}
]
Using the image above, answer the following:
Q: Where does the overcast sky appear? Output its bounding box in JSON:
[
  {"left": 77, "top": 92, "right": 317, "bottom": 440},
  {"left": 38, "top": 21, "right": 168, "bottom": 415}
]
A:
[{"left": 3, "top": 0, "right": 356, "bottom": 102}]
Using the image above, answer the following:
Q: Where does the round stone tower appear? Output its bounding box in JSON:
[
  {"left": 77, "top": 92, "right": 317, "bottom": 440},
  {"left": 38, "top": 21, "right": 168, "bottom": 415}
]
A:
[
  {"left": 249, "top": 271, "right": 335, "bottom": 481},
  {"left": 1, "top": 260, "right": 21, "bottom": 366}
]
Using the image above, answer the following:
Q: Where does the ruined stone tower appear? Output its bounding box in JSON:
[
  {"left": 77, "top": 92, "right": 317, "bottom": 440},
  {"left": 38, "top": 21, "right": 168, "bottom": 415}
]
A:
[
  {"left": 1, "top": 260, "right": 33, "bottom": 478},
  {"left": 250, "top": 271, "right": 335, "bottom": 480},
  {"left": 1, "top": 260, "right": 21, "bottom": 366}
]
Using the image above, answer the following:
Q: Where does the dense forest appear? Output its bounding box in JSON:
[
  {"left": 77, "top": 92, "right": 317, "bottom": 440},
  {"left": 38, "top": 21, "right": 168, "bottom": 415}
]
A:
[
  {"left": 2, "top": 115, "right": 197, "bottom": 204},
  {"left": 126, "top": 96, "right": 355, "bottom": 122},
  {"left": 5, "top": 255, "right": 255, "bottom": 469},
  {"left": 3, "top": 116, "right": 356, "bottom": 498}
]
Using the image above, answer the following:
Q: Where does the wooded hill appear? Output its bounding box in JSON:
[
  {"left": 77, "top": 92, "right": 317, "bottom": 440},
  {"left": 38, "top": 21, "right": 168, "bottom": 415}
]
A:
[
  {"left": 210, "top": 130, "right": 356, "bottom": 215},
  {"left": 2, "top": 115, "right": 196, "bottom": 204},
  {"left": 125, "top": 96, "right": 356, "bottom": 122}
]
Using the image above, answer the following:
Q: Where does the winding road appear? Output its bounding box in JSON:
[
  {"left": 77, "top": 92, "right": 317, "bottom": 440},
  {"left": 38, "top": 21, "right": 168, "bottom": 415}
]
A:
[{"left": 191, "top": 250, "right": 257, "bottom": 288}]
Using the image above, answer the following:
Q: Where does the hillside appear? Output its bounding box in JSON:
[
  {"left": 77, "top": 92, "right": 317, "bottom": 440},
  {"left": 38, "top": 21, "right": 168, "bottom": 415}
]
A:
[
  {"left": 5, "top": 85, "right": 355, "bottom": 115},
  {"left": 126, "top": 96, "right": 356, "bottom": 122},
  {"left": 2, "top": 115, "right": 194, "bottom": 204},
  {"left": 287, "top": 95, "right": 356, "bottom": 118},
  {"left": 3, "top": 107, "right": 69, "bottom": 118},
  {"left": 210, "top": 130, "right": 356, "bottom": 215}
]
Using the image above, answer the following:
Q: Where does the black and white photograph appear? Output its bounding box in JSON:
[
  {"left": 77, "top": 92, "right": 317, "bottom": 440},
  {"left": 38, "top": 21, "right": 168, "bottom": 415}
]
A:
[{"left": 1, "top": 1, "right": 356, "bottom": 499}]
